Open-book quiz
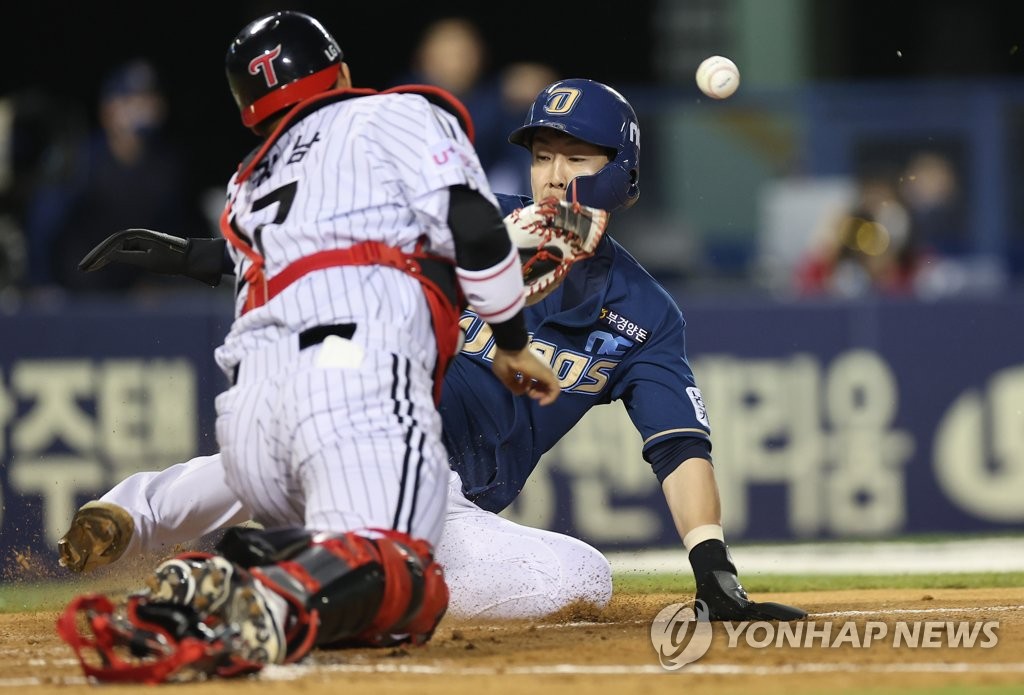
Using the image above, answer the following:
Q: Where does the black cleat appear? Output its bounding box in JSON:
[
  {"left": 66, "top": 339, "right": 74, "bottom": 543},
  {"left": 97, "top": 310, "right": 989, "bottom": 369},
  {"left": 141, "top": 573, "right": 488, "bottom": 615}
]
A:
[{"left": 696, "top": 570, "right": 807, "bottom": 621}]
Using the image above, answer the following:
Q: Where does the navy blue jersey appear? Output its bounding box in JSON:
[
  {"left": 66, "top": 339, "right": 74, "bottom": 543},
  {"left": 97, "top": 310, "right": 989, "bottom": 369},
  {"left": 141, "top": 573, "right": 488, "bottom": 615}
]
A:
[{"left": 440, "top": 193, "right": 712, "bottom": 513}]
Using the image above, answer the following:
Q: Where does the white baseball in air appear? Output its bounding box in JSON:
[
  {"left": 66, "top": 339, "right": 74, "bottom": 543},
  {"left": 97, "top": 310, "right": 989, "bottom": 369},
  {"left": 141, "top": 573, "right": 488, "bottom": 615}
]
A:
[{"left": 696, "top": 55, "right": 740, "bottom": 99}]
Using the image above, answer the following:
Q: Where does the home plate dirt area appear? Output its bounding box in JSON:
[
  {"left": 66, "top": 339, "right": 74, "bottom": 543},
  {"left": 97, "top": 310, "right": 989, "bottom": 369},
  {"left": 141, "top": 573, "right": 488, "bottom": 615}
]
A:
[{"left": 0, "top": 588, "right": 1021, "bottom": 694}]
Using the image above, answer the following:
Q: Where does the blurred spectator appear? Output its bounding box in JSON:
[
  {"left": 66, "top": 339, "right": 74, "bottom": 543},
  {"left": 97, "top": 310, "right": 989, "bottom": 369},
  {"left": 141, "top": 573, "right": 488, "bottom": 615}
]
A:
[
  {"left": 393, "top": 18, "right": 505, "bottom": 170},
  {"left": 900, "top": 150, "right": 965, "bottom": 255},
  {"left": 407, "top": 17, "right": 488, "bottom": 97},
  {"left": 794, "top": 170, "right": 934, "bottom": 297},
  {"left": 393, "top": 17, "right": 557, "bottom": 192},
  {"left": 23, "top": 59, "right": 205, "bottom": 292},
  {"left": 485, "top": 61, "right": 560, "bottom": 195},
  {"left": 0, "top": 89, "right": 85, "bottom": 293}
]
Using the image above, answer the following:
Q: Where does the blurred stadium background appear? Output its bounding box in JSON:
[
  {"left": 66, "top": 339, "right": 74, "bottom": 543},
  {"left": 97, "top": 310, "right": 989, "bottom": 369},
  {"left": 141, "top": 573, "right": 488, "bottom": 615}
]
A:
[{"left": 0, "top": 0, "right": 1023, "bottom": 577}]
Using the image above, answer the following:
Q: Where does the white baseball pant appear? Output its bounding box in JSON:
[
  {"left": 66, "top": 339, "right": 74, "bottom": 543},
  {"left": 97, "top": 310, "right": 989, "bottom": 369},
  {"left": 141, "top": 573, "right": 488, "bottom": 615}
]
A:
[
  {"left": 215, "top": 325, "right": 448, "bottom": 545},
  {"left": 99, "top": 456, "right": 612, "bottom": 618}
]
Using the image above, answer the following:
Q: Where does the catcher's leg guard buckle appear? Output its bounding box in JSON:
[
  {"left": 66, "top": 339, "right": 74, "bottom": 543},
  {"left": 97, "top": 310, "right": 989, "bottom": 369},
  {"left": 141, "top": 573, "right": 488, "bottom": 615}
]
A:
[{"left": 356, "top": 528, "right": 450, "bottom": 647}]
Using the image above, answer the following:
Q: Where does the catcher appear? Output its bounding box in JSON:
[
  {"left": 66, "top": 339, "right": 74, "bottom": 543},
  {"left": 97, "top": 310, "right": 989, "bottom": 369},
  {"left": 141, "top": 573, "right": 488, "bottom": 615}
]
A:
[
  {"left": 56, "top": 9, "right": 569, "bottom": 684},
  {"left": 58, "top": 77, "right": 806, "bottom": 682}
]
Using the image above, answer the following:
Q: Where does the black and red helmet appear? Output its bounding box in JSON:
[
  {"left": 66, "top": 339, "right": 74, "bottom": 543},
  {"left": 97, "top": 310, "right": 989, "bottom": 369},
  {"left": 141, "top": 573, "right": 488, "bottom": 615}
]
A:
[{"left": 225, "top": 11, "right": 343, "bottom": 129}]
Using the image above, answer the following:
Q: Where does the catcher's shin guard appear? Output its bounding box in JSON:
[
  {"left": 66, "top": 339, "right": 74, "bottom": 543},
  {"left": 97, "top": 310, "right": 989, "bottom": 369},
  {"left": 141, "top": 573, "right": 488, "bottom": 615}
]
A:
[{"left": 252, "top": 529, "right": 449, "bottom": 648}]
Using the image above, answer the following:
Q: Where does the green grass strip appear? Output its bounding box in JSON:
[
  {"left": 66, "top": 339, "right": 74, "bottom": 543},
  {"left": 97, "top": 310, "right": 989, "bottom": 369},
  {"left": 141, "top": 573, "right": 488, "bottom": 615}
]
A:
[{"left": 0, "top": 579, "right": 132, "bottom": 613}]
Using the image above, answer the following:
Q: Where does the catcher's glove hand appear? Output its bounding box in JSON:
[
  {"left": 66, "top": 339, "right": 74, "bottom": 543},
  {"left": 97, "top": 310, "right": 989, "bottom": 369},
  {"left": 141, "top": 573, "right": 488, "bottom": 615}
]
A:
[
  {"left": 79, "top": 228, "right": 228, "bottom": 287},
  {"left": 504, "top": 197, "right": 609, "bottom": 304}
]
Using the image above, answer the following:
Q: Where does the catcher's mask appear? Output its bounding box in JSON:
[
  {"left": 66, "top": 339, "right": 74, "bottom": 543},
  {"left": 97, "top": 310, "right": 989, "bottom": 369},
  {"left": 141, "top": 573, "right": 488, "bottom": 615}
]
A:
[
  {"left": 225, "top": 11, "right": 343, "bottom": 129},
  {"left": 509, "top": 78, "right": 640, "bottom": 211}
]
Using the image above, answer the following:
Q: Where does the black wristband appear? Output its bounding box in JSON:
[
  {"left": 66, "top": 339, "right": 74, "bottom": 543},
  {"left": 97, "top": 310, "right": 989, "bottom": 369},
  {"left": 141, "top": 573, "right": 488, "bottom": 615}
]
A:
[
  {"left": 490, "top": 310, "right": 529, "bottom": 351},
  {"left": 183, "top": 238, "right": 229, "bottom": 287}
]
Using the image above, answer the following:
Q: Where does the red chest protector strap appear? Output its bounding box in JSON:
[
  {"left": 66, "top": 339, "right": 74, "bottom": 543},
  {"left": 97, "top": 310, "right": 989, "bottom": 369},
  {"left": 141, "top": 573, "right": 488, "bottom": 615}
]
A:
[{"left": 220, "top": 207, "right": 461, "bottom": 405}]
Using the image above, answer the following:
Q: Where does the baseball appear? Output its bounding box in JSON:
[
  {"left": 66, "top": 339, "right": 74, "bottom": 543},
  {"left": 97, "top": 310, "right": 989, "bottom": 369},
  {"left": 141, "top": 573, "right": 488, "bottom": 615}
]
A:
[{"left": 696, "top": 55, "right": 740, "bottom": 99}]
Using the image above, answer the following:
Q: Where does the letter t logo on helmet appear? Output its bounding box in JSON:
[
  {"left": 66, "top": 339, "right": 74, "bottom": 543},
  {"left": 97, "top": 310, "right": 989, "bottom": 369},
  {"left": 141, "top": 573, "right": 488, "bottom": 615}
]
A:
[
  {"left": 248, "top": 45, "right": 282, "bottom": 88},
  {"left": 225, "top": 11, "right": 344, "bottom": 129}
]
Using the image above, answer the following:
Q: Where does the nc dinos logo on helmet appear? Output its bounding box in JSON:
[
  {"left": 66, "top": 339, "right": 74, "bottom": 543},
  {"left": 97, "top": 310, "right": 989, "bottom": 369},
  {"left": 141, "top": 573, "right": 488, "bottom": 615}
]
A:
[{"left": 543, "top": 87, "right": 582, "bottom": 115}]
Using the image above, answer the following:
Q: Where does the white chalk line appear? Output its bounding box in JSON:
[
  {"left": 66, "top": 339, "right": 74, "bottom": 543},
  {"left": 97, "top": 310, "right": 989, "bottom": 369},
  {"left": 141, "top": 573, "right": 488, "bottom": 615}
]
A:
[
  {"left": 0, "top": 677, "right": 87, "bottom": 687},
  {"left": 818, "top": 605, "right": 1024, "bottom": 618},
  {"left": 0, "top": 647, "right": 68, "bottom": 656}
]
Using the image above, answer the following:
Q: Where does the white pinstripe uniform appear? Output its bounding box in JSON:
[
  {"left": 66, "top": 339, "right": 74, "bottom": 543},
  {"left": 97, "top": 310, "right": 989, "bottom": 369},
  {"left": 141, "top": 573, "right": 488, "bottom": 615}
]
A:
[{"left": 213, "top": 92, "right": 516, "bottom": 546}]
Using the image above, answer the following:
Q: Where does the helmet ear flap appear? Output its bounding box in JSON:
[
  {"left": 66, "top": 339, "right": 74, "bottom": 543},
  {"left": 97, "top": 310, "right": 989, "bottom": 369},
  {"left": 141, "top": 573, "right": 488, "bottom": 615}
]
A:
[{"left": 569, "top": 160, "right": 639, "bottom": 211}]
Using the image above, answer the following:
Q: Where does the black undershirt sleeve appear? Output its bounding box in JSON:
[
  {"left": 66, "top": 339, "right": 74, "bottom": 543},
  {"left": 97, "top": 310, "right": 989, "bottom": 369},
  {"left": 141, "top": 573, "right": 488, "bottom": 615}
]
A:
[
  {"left": 446, "top": 184, "right": 512, "bottom": 269},
  {"left": 447, "top": 184, "right": 527, "bottom": 351},
  {"left": 645, "top": 436, "right": 713, "bottom": 484}
]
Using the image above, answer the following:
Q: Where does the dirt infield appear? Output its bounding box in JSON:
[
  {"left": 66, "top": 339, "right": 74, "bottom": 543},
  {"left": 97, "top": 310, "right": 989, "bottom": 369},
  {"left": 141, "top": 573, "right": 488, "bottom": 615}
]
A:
[{"left": 0, "top": 587, "right": 1021, "bottom": 694}]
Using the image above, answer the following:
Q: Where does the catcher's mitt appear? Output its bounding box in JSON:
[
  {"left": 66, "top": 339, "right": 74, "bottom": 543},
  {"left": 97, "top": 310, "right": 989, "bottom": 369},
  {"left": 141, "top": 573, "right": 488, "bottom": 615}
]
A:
[{"left": 504, "top": 197, "right": 609, "bottom": 304}]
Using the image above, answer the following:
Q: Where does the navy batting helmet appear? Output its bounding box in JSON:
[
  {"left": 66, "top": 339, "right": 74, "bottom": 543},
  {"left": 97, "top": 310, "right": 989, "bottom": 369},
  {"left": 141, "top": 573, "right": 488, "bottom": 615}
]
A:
[
  {"left": 509, "top": 79, "right": 640, "bottom": 210},
  {"left": 225, "top": 11, "right": 343, "bottom": 129}
]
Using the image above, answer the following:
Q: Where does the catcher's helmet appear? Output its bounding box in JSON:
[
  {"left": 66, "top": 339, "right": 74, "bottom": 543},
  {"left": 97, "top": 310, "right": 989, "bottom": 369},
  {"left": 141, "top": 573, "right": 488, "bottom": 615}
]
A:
[
  {"left": 509, "top": 79, "right": 640, "bottom": 211},
  {"left": 225, "top": 11, "right": 343, "bottom": 129}
]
